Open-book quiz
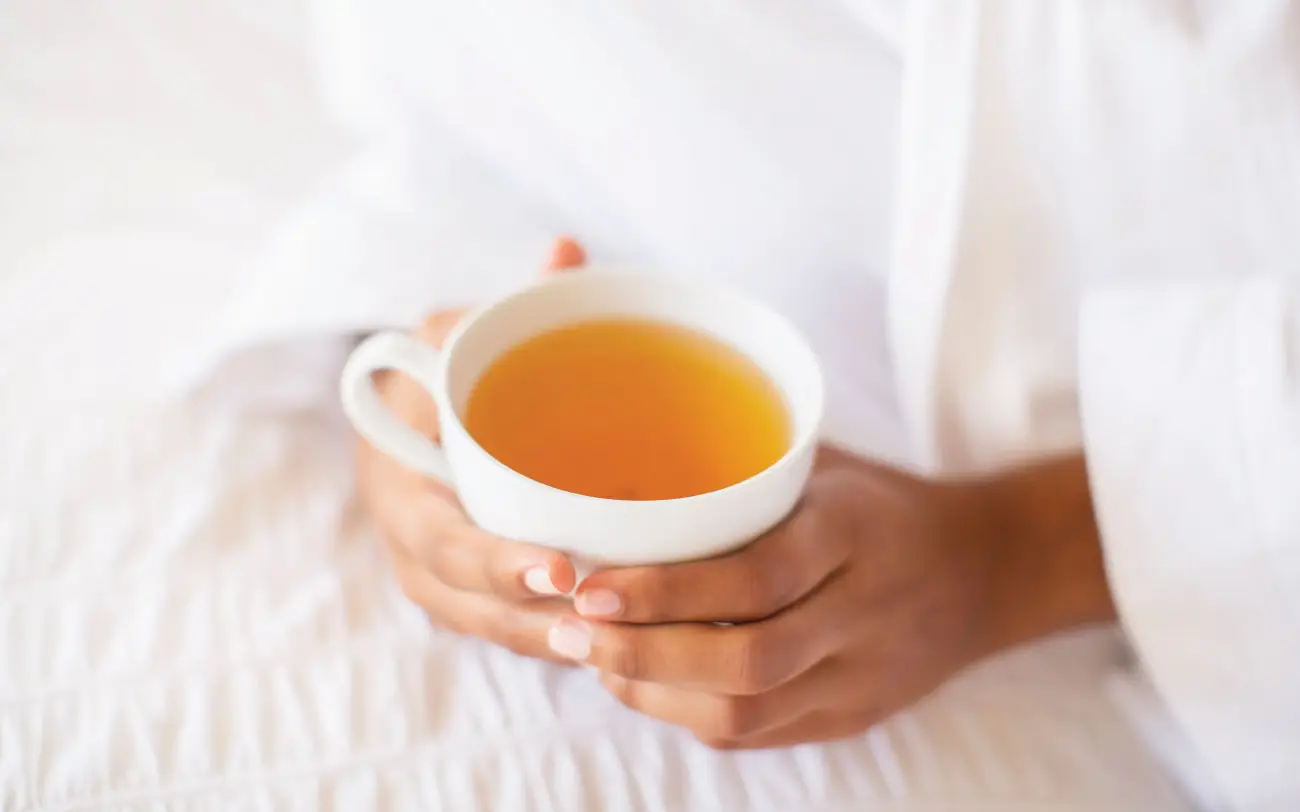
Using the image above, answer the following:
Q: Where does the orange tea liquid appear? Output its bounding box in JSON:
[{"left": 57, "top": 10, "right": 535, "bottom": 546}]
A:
[{"left": 464, "top": 319, "right": 790, "bottom": 500}]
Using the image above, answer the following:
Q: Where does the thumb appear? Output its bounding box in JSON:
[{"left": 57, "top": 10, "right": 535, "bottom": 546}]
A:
[{"left": 544, "top": 237, "right": 587, "bottom": 274}]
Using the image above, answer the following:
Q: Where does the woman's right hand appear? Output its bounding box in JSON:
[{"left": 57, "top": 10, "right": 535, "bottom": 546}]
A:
[{"left": 355, "top": 238, "right": 586, "bottom": 661}]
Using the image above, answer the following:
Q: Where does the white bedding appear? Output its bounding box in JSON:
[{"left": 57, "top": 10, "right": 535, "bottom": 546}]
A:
[
  {"left": 0, "top": 2, "right": 1202, "bottom": 809},
  {"left": 1, "top": 390, "right": 1197, "bottom": 811}
]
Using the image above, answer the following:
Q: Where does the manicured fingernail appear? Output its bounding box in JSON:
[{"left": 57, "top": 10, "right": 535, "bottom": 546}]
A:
[
  {"left": 575, "top": 589, "right": 621, "bottom": 618},
  {"left": 524, "top": 566, "right": 562, "bottom": 596},
  {"left": 548, "top": 619, "right": 592, "bottom": 660},
  {"left": 546, "top": 237, "right": 586, "bottom": 271}
]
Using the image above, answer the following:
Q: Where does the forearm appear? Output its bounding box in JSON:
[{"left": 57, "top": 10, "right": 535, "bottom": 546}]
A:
[{"left": 974, "top": 454, "right": 1118, "bottom": 655}]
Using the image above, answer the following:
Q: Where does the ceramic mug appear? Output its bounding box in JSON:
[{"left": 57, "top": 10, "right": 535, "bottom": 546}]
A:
[{"left": 339, "top": 270, "right": 824, "bottom": 567}]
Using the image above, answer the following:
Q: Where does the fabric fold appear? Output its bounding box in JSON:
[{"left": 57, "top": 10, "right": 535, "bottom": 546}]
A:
[
  {"left": 1080, "top": 276, "right": 1300, "bottom": 812},
  {"left": 176, "top": 133, "right": 560, "bottom": 411}
]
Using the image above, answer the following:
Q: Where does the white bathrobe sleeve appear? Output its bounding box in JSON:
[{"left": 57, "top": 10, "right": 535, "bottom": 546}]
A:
[
  {"left": 1080, "top": 274, "right": 1300, "bottom": 811},
  {"left": 170, "top": 130, "right": 563, "bottom": 415}
]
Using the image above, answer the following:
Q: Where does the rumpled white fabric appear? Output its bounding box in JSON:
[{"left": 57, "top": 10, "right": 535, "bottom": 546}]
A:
[
  {"left": 0, "top": 388, "right": 1193, "bottom": 811},
  {"left": 1, "top": 0, "right": 1287, "bottom": 810}
]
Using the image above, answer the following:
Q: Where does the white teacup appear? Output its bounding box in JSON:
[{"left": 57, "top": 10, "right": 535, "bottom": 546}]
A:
[{"left": 339, "top": 270, "right": 823, "bottom": 567}]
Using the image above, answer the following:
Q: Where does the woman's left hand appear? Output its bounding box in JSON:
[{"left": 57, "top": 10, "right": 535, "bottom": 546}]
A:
[{"left": 548, "top": 446, "right": 1115, "bottom": 749}]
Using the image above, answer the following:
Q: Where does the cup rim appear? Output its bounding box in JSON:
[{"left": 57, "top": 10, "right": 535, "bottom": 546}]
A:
[{"left": 434, "top": 268, "right": 825, "bottom": 506}]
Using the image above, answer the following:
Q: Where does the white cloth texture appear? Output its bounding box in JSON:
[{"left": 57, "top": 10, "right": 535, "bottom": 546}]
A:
[
  {"left": 1, "top": 0, "right": 1295, "bottom": 810},
  {"left": 887, "top": 4, "right": 1300, "bottom": 810}
]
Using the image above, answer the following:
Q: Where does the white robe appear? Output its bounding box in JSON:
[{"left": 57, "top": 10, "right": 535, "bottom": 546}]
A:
[
  {"left": 892, "top": 5, "right": 1300, "bottom": 811},
  {"left": 1, "top": 0, "right": 1295, "bottom": 809}
]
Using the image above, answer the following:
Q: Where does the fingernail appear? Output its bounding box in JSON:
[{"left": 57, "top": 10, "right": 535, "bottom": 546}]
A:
[
  {"left": 524, "top": 566, "right": 562, "bottom": 596},
  {"left": 548, "top": 619, "right": 592, "bottom": 660},
  {"left": 546, "top": 237, "right": 586, "bottom": 271},
  {"left": 575, "top": 588, "right": 621, "bottom": 618}
]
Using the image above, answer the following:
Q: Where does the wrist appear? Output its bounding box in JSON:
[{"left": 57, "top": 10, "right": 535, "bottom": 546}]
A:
[{"left": 969, "top": 454, "right": 1118, "bottom": 656}]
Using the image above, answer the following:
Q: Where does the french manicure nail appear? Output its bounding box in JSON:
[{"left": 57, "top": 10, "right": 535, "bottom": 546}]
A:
[
  {"left": 575, "top": 589, "right": 621, "bottom": 618},
  {"left": 524, "top": 565, "right": 562, "bottom": 596},
  {"left": 548, "top": 619, "right": 592, "bottom": 660}
]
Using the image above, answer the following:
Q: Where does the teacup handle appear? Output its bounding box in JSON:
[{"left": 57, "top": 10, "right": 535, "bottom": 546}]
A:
[{"left": 339, "top": 330, "right": 454, "bottom": 485}]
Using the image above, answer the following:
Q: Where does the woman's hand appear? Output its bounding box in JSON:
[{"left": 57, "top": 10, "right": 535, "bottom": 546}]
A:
[
  {"left": 356, "top": 238, "right": 587, "bottom": 662},
  {"left": 552, "top": 447, "right": 1116, "bottom": 748}
]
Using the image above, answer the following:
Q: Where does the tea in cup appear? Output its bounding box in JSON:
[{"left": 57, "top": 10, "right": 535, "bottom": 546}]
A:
[{"left": 339, "top": 270, "right": 823, "bottom": 566}]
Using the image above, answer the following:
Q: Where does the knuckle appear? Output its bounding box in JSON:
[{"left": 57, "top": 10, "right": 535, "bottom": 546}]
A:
[
  {"left": 477, "top": 535, "right": 537, "bottom": 599},
  {"left": 728, "top": 628, "right": 782, "bottom": 694},
  {"left": 622, "top": 568, "right": 674, "bottom": 615},
  {"left": 706, "top": 696, "right": 764, "bottom": 741},
  {"left": 485, "top": 553, "right": 524, "bottom": 598},
  {"left": 487, "top": 565, "right": 517, "bottom": 597},
  {"left": 604, "top": 631, "right": 647, "bottom": 681},
  {"left": 740, "top": 556, "right": 788, "bottom": 616}
]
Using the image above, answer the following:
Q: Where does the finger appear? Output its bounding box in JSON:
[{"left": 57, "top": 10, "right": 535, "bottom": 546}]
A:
[
  {"left": 549, "top": 591, "right": 839, "bottom": 694},
  {"left": 370, "top": 306, "right": 578, "bottom": 598},
  {"left": 377, "top": 479, "right": 576, "bottom": 599},
  {"left": 697, "top": 708, "right": 881, "bottom": 751},
  {"left": 415, "top": 308, "right": 470, "bottom": 350},
  {"left": 573, "top": 496, "right": 852, "bottom": 624},
  {"left": 599, "top": 657, "right": 874, "bottom": 744},
  {"left": 545, "top": 236, "right": 586, "bottom": 272},
  {"left": 391, "top": 539, "right": 574, "bottom": 664},
  {"left": 362, "top": 309, "right": 466, "bottom": 449}
]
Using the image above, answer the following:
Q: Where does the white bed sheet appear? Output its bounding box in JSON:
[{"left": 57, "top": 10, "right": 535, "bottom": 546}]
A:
[
  {"left": 1, "top": 389, "right": 1196, "bottom": 812},
  {"left": 0, "top": 2, "right": 1201, "bottom": 809}
]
